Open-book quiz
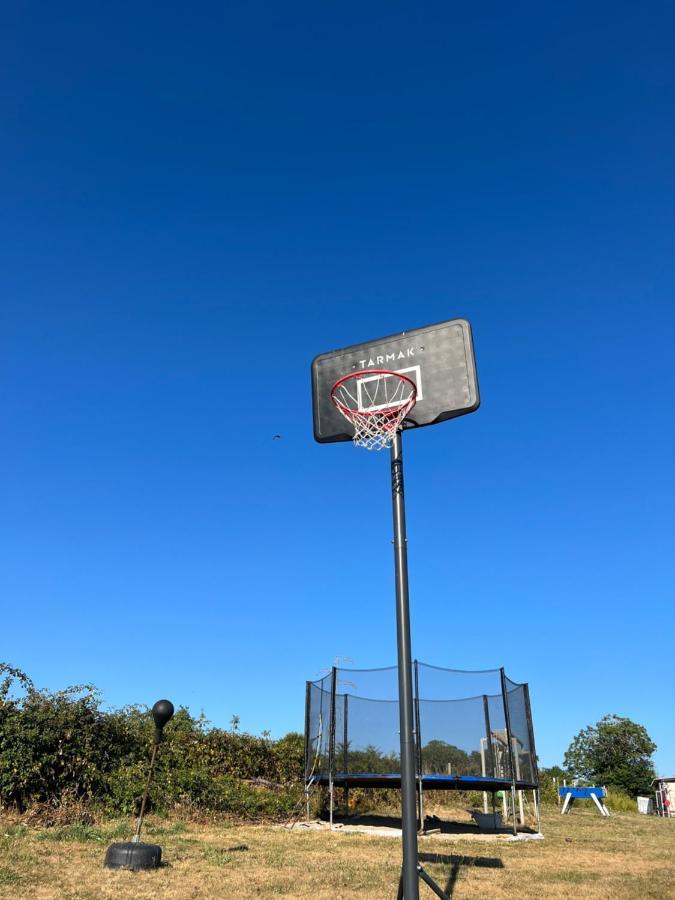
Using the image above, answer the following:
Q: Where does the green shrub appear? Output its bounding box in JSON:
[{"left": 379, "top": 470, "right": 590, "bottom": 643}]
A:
[
  {"left": 605, "top": 787, "right": 638, "bottom": 813},
  {"left": 0, "top": 663, "right": 304, "bottom": 821}
]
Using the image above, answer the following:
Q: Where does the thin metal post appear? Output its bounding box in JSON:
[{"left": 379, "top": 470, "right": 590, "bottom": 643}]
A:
[
  {"left": 329, "top": 666, "right": 337, "bottom": 829},
  {"left": 482, "top": 694, "right": 496, "bottom": 777},
  {"left": 413, "top": 660, "right": 425, "bottom": 833},
  {"left": 513, "top": 736, "right": 525, "bottom": 825},
  {"left": 304, "top": 682, "right": 311, "bottom": 785},
  {"left": 343, "top": 693, "right": 349, "bottom": 814},
  {"left": 523, "top": 683, "right": 542, "bottom": 834},
  {"left": 133, "top": 744, "right": 158, "bottom": 842},
  {"left": 500, "top": 668, "right": 518, "bottom": 836},
  {"left": 304, "top": 681, "right": 312, "bottom": 821},
  {"left": 390, "top": 432, "right": 419, "bottom": 900},
  {"left": 480, "top": 739, "right": 488, "bottom": 814},
  {"left": 482, "top": 693, "right": 495, "bottom": 814}
]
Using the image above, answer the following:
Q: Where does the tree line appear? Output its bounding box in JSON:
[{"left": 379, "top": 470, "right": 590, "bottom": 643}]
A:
[{"left": 0, "top": 664, "right": 657, "bottom": 820}]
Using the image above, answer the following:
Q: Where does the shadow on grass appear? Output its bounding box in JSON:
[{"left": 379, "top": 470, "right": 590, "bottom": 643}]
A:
[
  {"left": 332, "top": 812, "right": 534, "bottom": 837},
  {"left": 418, "top": 852, "right": 504, "bottom": 897}
]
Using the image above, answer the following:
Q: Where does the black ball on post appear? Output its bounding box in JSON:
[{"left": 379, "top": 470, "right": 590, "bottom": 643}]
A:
[
  {"left": 152, "top": 699, "right": 175, "bottom": 744},
  {"left": 104, "top": 698, "right": 175, "bottom": 871}
]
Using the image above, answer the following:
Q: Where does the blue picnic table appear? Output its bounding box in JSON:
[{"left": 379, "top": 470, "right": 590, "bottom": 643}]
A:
[{"left": 559, "top": 785, "right": 610, "bottom": 817}]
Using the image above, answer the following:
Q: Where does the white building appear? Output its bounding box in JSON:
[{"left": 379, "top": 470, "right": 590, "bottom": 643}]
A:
[{"left": 653, "top": 777, "right": 675, "bottom": 817}]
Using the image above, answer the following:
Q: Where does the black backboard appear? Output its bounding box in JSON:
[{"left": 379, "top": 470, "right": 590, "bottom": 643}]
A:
[{"left": 312, "top": 317, "right": 479, "bottom": 443}]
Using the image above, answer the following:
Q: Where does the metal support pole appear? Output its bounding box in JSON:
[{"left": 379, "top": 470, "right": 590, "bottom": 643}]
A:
[
  {"left": 390, "top": 432, "right": 419, "bottom": 900},
  {"left": 388, "top": 433, "right": 449, "bottom": 900},
  {"left": 304, "top": 681, "right": 312, "bottom": 821},
  {"left": 343, "top": 693, "right": 349, "bottom": 814},
  {"left": 304, "top": 682, "right": 311, "bottom": 781},
  {"left": 329, "top": 667, "right": 337, "bottom": 829},
  {"left": 523, "top": 683, "right": 542, "bottom": 835},
  {"left": 480, "top": 740, "right": 488, "bottom": 813},
  {"left": 512, "top": 737, "right": 525, "bottom": 825},
  {"left": 133, "top": 744, "right": 158, "bottom": 842},
  {"left": 413, "top": 660, "right": 425, "bottom": 833},
  {"left": 500, "top": 668, "right": 519, "bottom": 837},
  {"left": 482, "top": 694, "right": 495, "bottom": 814}
]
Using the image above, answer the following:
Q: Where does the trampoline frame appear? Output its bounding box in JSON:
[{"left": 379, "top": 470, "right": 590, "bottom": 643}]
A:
[{"left": 304, "top": 660, "right": 541, "bottom": 837}]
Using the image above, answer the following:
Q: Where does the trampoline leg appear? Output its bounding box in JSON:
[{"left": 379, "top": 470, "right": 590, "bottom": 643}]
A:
[
  {"left": 518, "top": 789, "right": 525, "bottom": 826},
  {"left": 329, "top": 781, "right": 334, "bottom": 829},
  {"left": 534, "top": 790, "right": 543, "bottom": 835},
  {"left": 510, "top": 787, "right": 518, "bottom": 836},
  {"left": 561, "top": 792, "right": 573, "bottom": 815},
  {"left": 502, "top": 791, "right": 508, "bottom": 822},
  {"left": 305, "top": 788, "right": 310, "bottom": 823},
  {"left": 492, "top": 792, "right": 498, "bottom": 830}
]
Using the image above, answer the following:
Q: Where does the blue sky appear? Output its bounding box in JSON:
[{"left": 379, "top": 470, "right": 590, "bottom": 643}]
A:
[{"left": 2, "top": 2, "right": 674, "bottom": 774}]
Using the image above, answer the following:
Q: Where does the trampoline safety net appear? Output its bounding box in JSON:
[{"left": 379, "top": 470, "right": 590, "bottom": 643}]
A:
[{"left": 304, "top": 663, "right": 538, "bottom": 790}]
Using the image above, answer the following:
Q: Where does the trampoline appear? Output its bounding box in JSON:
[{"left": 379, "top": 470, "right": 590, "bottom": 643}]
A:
[{"left": 304, "top": 662, "right": 540, "bottom": 833}]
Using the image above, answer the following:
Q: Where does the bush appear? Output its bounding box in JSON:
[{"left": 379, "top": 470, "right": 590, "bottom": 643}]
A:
[
  {"left": 537, "top": 766, "right": 566, "bottom": 805},
  {"left": 0, "top": 663, "right": 304, "bottom": 821}
]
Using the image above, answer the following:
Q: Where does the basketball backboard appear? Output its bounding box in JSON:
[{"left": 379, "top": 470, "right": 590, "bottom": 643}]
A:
[{"left": 312, "top": 317, "right": 479, "bottom": 444}]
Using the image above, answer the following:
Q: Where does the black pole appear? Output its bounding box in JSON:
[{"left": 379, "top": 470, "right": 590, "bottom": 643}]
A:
[
  {"left": 500, "top": 668, "right": 519, "bottom": 836},
  {"left": 413, "top": 660, "right": 424, "bottom": 832},
  {"left": 523, "top": 683, "right": 542, "bottom": 833},
  {"left": 389, "top": 434, "right": 449, "bottom": 899},
  {"left": 133, "top": 744, "right": 158, "bottom": 842},
  {"left": 343, "top": 693, "right": 349, "bottom": 813},
  {"left": 304, "top": 681, "right": 311, "bottom": 783},
  {"left": 390, "top": 432, "right": 419, "bottom": 900},
  {"left": 482, "top": 694, "right": 496, "bottom": 777},
  {"left": 523, "top": 683, "right": 539, "bottom": 785},
  {"left": 329, "top": 667, "right": 337, "bottom": 826}
]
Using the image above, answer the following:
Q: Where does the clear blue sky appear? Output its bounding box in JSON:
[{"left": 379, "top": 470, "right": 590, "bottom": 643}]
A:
[{"left": 2, "top": 2, "right": 674, "bottom": 774}]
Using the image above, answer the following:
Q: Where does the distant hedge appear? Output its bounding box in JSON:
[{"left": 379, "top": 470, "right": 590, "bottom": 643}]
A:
[{"left": 0, "top": 664, "right": 304, "bottom": 820}]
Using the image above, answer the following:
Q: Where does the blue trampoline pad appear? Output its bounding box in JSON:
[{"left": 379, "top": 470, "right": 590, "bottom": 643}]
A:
[{"left": 314, "top": 773, "right": 538, "bottom": 792}]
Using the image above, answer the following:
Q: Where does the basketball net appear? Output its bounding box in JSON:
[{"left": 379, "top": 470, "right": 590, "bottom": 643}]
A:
[{"left": 330, "top": 370, "right": 417, "bottom": 451}]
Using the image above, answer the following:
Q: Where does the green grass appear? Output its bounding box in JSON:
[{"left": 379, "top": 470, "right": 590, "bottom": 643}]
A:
[{"left": 1, "top": 807, "right": 674, "bottom": 898}]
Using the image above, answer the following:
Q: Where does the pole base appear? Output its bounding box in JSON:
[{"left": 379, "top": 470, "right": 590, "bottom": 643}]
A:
[{"left": 104, "top": 842, "right": 162, "bottom": 870}]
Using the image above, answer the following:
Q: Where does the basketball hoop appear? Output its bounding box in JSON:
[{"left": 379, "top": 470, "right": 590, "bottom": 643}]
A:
[{"left": 330, "top": 370, "right": 417, "bottom": 450}]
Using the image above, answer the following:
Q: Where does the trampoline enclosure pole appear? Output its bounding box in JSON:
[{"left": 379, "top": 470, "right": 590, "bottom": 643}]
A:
[
  {"left": 329, "top": 667, "right": 337, "bottom": 828},
  {"left": 343, "top": 694, "right": 349, "bottom": 814},
  {"left": 304, "top": 681, "right": 311, "bottom": 820},
  {"left": 390, "top": 432, "right": 419, "bottom": 900},
  {"left": 482, "top": 694, "right": 494, "bottom": 815},
  {"left": 500, "top": 668, "right": 518, "bottom": 836},
  {"left": 413, "top": 660, "right": 425, "bottom": 832},
  {"left": 304, "top": 682, "right": 311, "bottom": 782},
  {"left": 523, "top": 683, "right": 542, "bottom": 834}
]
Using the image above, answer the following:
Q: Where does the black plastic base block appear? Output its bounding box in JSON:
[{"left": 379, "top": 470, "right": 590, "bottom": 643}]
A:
[{"left": 103, "top": 841, "right": 162, "bottom": 870}]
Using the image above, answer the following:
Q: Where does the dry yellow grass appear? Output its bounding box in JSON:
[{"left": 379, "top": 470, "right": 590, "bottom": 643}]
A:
[{"left": 1, "top": 806, "right": 674, "bottom": 899}]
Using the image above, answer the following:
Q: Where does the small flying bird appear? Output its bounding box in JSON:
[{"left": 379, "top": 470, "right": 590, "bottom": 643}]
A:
[{"left": 272, "top": 434, "right": 283, "bottom": 440}]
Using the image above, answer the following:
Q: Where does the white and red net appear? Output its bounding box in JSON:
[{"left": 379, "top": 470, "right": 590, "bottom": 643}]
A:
[{"left": 330, "top": 369, "right": 417, "bottom": 450}]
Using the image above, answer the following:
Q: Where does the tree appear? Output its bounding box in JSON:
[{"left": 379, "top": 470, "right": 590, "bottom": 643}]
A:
[
  {"left": 421, "top": 741, "right": 482, "bottom": 776},
  {"left": 563, "top": 715, "right": 656, "bottom": 797}
]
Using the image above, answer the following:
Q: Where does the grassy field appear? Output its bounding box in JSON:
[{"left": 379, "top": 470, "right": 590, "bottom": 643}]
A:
[{"left": 1, "top": 806, "right": 674, "bottom": 899}]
